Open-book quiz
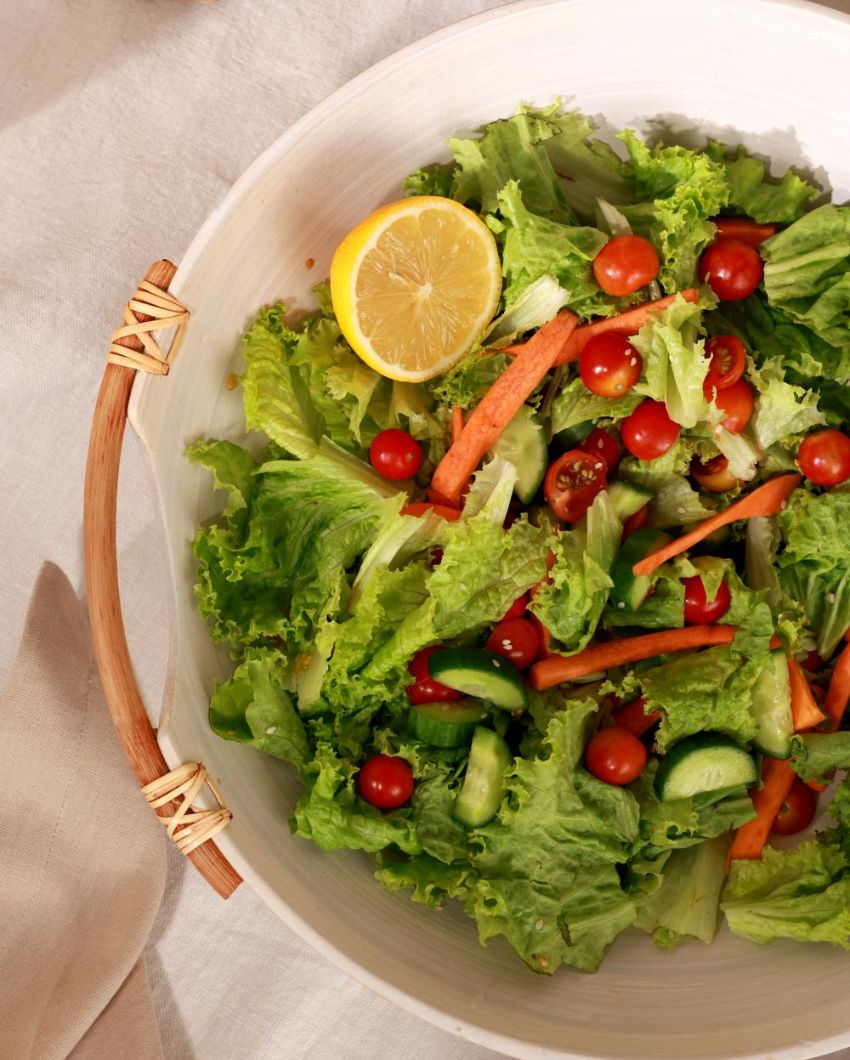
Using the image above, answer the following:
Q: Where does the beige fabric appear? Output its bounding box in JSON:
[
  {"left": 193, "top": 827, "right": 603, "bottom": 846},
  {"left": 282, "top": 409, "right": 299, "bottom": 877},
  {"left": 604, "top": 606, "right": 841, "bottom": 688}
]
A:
[{"left": 0, "top": 563, "right": 166, "bottom": 1060}]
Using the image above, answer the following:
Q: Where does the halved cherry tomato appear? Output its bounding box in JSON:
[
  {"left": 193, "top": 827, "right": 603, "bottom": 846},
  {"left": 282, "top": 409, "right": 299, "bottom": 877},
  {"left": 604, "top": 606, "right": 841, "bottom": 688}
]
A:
[
  {"left": 585, "top": 727, "right": 647, "bottom": 786},
  {"left": 802, "top": 650, "right": 825, "bottom": 673},
  {"left": 503, "top": 593, "right": 529, "bottom": 621},
  {"left": 796, "top": 429, "right": 850, "bottom": 487},
  {"left": 401, "top": 502, "right": 462, "bottom": 521},
  {"left": 703, "top": 334, "right": 746, "bottom": 398},
  {"left": 592, "top": 235, "right": 660, "bottom": 296},
  {"left": 691, "top": 454, "right": 740, "bottom": 493},
  {"left": 613, "top": 696, "right": 662, "bottom": 738},
  {"left": 621, "top": 504, "right": 649, "bottom": 541},
  {"left": 544, "top": 450, "right": 607, "bottom": 523},
  {"left": 406, "top": 647, "right": 463, "bottom": 704},
  {"left": 486, "top": 618, "right": 539, "bottom": 671},
  {"left": 370, "top": 428, "right": 422, "bottom": 481},
  {"left": 713, "top": 380, "right": 754, "bottom": 434},
  {"left": 358, "top": 755, "right": 414, "bottom": 810},
  {"left": 527, "top": 612, "right": 553, "bottom": 658},
  {"left": 579, "top": 427, "right": 621, "bottom": 471},
  {"left": 682, "top": 575, "right": 731, "bottom": 625},
  {"left": 698, "top": 238, "right": 763, "bottom": 301},
  {"left": 578, "top": 333, "right": 643, "bottom": 398},
  {"left": 771, "top": 779, "right": 818, "bottom": 836},
  {"left": 711, "top": 216, "right": 777, "bottom": 247},
  {"left": 621, "top": 399, "right": 680, "bottom": 461}
]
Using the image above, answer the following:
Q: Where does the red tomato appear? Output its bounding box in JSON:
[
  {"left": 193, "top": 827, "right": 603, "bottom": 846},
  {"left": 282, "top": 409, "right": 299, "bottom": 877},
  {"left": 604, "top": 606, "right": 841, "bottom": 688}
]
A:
[
  {"left": 698, "top": 238, "right": 763, "bottom": 301},
  {"left": 544, "top": 450, "right": 607, "bottom": 523},
  {"left": 585, "top": 728, "right": 647, "bottom": 786},
  {"left": 486, "top": 618, "right": 539, "bottom": 671},
  {"left": 578, "top": 333, "right": 643, "bottom": 398},
  {"left": 592, "top": 235, "right": 660, "bottom": 296},
  {"left": 703, "top": 334, "right": 746, "bottom": 398},
  {"left": 621, "top": 503, "right": 649, "bottom": 541},
  {"left": 711, "top": 217, "right": 777, "bottom": 247},
  {"left": 771, "top": 779, "right": 818, "bottom": 836},
  {"left": 527, "top": 612, "right": 553, "bottom": 658},
  {"left": 406, "top": 647, "right": 462, "bottom": 704},
  {"left": 621, "top": 399, "right": 680, "bottom": 461},
  {"left": 802, "top": 650, "right": 825, "bottom": 673},
  {"left": 691, "top": 454, "right": 740, "bottom": 494},
  {"left": 613, "top": 696, "right": 662, "bottom": 738},
  {"left": 797, "top": 429, "right": 850, "bottom": 487},
  {"left": 713, "top": 380, "right": 754, "bottom": 434},
  {"left": 682, "top": 575, "right": 731, "bottom": 625},
  {"left": 579, "top": 427, "right": 621, "bottom": 471},
  {"left": 503, "top": 593, "right": 529, "bottom": 621},
  {"left": 369, "top": 428, "right": 422, "bottom": 481},
  {"left": 358, "top": 755, "right": 414, "bottom": 810}
]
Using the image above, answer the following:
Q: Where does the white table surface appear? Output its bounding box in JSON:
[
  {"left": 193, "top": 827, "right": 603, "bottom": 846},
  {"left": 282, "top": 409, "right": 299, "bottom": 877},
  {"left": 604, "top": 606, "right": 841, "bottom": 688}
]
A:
[{"left": 3, "top": 1, "right": 850, "bottom": 1057}]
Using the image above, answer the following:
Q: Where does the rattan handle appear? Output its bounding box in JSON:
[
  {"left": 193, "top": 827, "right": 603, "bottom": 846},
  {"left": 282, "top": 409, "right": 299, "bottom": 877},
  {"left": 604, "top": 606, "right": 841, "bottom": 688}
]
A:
[{"left": 84, "top": 259, "right": 241, "bottom": 898}]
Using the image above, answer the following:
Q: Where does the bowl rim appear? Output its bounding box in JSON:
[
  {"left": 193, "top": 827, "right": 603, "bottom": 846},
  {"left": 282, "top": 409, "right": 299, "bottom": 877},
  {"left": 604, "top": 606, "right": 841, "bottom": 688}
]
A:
[{"left": 141, "top": 1, "right": 850, "bottom": 1057}]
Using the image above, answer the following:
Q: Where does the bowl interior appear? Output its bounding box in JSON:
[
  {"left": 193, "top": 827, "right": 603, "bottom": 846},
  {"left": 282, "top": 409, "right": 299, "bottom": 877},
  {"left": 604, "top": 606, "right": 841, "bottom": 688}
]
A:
[{"left": 130, "top": 1, "right": 850, "bottom": 1057}]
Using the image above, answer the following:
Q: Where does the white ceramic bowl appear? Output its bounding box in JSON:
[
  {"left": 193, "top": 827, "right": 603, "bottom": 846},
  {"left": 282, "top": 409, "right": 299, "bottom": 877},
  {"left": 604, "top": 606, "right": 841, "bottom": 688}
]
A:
[{"left": 130, "top": 2, "right": 850, "bottom": 1056}]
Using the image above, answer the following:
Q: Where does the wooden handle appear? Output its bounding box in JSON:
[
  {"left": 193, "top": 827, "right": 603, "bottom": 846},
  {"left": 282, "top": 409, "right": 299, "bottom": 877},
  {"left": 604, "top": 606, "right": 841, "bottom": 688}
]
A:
[{"left": 84, "top": 259, "right": 241, "bottom": 899}]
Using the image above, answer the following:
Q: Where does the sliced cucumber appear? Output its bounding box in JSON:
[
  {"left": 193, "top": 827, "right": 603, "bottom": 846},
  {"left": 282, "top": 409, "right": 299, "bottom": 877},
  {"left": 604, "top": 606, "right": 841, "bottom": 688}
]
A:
[
  {"left": 428, "top": 648, "right": 528, "bottom": 711},
  {"left": 608, "top": 481, "right": 653, "bottom": 521},
  {"left": 407, "top": 699, "right": 488, "bottom": 748},
  {"left": 489, "top": 407, "right": 548, "bottom": 504},
  {"left": 453, "top": 726, "right": 512, "bottom": 827},
  {"left": 751, "top": 649, "right": 793, "bottom": 759},
  {"left": 655, "top": 733, "right": 757, "bottom": 802},
  {"left": 610, "top": 528, "right": 672, "bottom": 611}
]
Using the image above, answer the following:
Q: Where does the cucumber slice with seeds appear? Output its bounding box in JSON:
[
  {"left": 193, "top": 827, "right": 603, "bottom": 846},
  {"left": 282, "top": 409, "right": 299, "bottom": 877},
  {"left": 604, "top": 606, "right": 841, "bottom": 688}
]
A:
[
  {"left": 655, "top": 733, "right": 757, "bottom": 802},
  {"left": 489, "top": 408, "right": 548, "bottom": 505},
  {"left": 751, "top": 649, "right": 793, "bottom": 759},
  {"left": 428, "top": 648, "right": 527, "bottom": 711},
  {"left": 453, "top": 726, "right": 512, "bottom": 827},
  {"left": 610, "top": 528, "right": 672, "bottom": 612},
  {"left": 608, "top": 481, "right": 653, "bottom": 521},
  {"left": 407, "top": 699, "right": 488, "bottom": 748}
]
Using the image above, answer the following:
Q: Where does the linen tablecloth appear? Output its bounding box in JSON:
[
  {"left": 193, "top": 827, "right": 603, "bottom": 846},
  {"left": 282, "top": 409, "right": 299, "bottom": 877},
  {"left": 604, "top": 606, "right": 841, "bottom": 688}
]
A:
[{"left": 2, "top": 1, "right": 850, "bottom": 1057}]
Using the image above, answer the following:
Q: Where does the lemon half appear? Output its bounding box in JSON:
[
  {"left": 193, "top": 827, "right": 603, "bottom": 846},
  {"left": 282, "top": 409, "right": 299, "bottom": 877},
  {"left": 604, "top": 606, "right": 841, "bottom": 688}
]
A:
[{"left": 330, "top": 196, "right": 502, "bottom": 382}]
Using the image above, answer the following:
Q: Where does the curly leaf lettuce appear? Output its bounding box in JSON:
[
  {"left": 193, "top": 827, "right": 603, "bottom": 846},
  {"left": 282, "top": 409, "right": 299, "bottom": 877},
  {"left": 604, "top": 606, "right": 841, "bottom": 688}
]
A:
[{"left": 706, "top": 143, "right": 815, "bottom": 224}]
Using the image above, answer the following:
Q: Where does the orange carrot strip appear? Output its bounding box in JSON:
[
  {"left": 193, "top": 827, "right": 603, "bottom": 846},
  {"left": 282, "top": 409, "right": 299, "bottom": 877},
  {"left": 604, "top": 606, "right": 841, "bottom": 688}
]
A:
[
  {"left": 451, "top": 405, "right": 464, "bottom": 446},
  {"left": 711, "top": 217, "right": 777, "bottom": 247},
  {"left": 632, "top": 475, "right": 800, "bottom": 578},
  {"left": 613, "top": 696, "right": 662, "bottom": 738},
  {"left": 825, "top": 639, "right": 850, "bottom": 731},
  {"left": 788, "top": 657, "right": 827, "bottom": 731},
  {"left": 529, "top": 625, "right": 737, "bottom": 690},
  {"left": 431, "top": 311, "right": 578, "bottom": 504},
  {"left": 400, "top": 502, "right": 462, "bottom": 522},
  {"left": 805, "top": 777, "right": 829, "bottom": 793},
  {"left": 727, "top": 758, "right": 795, "bottom": 864}
]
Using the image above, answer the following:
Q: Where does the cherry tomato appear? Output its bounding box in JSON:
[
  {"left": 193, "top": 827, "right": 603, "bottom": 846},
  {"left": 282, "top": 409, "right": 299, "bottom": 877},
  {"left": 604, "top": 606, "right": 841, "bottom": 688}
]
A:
[
  {"left": 771, "top": 779, "right": 818, "bottom": 836},
  {"left": 613, "top": 696, "right": 662, "bottom": 738},
  {"left": 703, "top": 334, "right": 746, "bottom": 398},
  {"left": 592, "top": 235, "right": 660, "bottom": 296},
  {"left": 682, "top": 575, "right": 731, "bottom": 624},
  {"left": 711, "top": 217, "right": 777, "bottom": 247},
  {"left": 691, "top": 454, "right": 740, "bottom": 493},
  {"left": 797, "top": 429, "right": 850, "bottom": 487},
  {"left": 579, "top": 427, "right": 621, "bottom": 471},
  {"left": 544, "top": 450, "right": 607, "bottom": 523},
  {"left": 621, "top": 503, "right": 649, "bottom": 541},
  {"left": 527, "top": 612, "right": 553, "bottom": 658},
  {"left": 802, "top": 650, "right": 826, "bottom": 673},
  {"left": 486, "top": 618, "right": 539, "bottom": 671},
  {"left": 621, "top": 399, "right": 680, "bottom": 461},
  {"left": 713, "top": 380, "right": 754, "bottom": 434},
  {"left": 578, "top": 333, "right": 643, "bottom": 398},
  {"left": 503, "top": 593, "right": 529, "bottom": 621},
  {"left": 406, "top": 647, "right": 462, "bottom": 704},
  {"left": 698, "top": 238, "right": 763, "bottom": 301},
  {"left": 585, "top": 727, "right": 647, "bottom": 786},
  {"left": 369, "top": 428, "right": 422, "bottom": 481},
  {"left": 358, "top": 755, "right": 414, "bottom": 810}
]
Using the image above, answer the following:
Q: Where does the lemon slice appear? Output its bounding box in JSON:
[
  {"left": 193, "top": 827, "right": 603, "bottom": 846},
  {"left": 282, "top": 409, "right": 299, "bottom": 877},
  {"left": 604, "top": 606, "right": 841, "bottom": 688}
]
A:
[{"left": 330, "top": 196, "right": 502, "bottom": 382}]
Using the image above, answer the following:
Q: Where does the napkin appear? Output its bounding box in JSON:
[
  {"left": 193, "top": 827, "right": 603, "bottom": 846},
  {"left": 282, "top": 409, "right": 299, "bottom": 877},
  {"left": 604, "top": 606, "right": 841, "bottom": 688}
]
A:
[{"left": 0, "top": 562, "right": 166, "bottom": 1060}]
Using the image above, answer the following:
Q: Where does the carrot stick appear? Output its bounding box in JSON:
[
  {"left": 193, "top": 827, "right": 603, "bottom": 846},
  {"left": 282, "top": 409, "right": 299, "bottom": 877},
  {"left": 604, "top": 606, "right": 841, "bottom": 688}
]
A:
[
  {"left": 825, "top": 639, "right": 850, "bottom": 731},
  {"left": 451, "top": 405, "right": 464, "bottom": 446},
  {"left": 788, "top": 657, "right": 827, "bottom": 731},
  {"left": 613, "top": 696, "right": 662, "bottom": 737},
  {"left": 727, "top": 757, "right": 795, "bottom": 864},
  {"left": 711, "top": 217, "right": 777, "bottom": 247},
  {"left": 431, "top": 311, "right": 578, "bottom": 504},
  {"left": 400, "top": 502, "right": 462, "bottom": 521},
  {"left": 506, "top": 289, "right": 700, "bottom": 364},
  {"left": 632, "top": 475, "right": 800, "bottom": 578},
  {"left": 529, "top": 624, "right": 737, "bottom": 690}
]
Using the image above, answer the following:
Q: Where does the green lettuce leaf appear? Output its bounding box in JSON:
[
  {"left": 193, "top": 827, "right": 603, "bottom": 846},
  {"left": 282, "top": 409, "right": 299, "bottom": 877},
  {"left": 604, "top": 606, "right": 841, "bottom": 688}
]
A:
[
  {"left": 635, "top": 837, "right": 728, "bottom": 947},
  {"left": 706, "top": 143, "right": 815, "bottom": 224},
  {"left": 791, "top": 732, "right": 850, "bottom": 783},
  {"left": 374, "top": 853, "right": 474, "bottom": 908},
  {"left": 550, "top": 375, "right": 641, "bottom": 434},
  {"left": 748, "top": 356, "right": 825, "bottom": 450},
  {"left": 484, "top": 275, "right": 570, "bottom": 345},
  {"left": 429, "top": 348, "right": 509, "bottom": 411},
  {"left": 618, "top": 439, "right": 717, "bottom": 528}
]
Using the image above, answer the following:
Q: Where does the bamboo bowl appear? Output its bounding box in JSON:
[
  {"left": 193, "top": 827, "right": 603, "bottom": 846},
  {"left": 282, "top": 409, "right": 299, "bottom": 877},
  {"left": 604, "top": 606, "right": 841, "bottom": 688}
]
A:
[{"left": 85, "top": 1, "right": 850, "bottom": 1057}]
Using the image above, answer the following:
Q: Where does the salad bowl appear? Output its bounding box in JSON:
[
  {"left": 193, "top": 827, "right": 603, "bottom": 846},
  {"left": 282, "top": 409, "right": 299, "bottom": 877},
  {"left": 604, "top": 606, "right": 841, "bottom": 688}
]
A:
[{"left": 103, "top": 0, "right": 850, "bottom": 1056}]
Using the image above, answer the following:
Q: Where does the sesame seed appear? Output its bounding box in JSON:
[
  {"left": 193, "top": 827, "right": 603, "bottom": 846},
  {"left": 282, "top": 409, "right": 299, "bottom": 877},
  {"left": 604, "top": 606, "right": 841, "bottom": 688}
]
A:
[
  {"left": 501, "top": 638, "right": 513, "bottom": 650},
  {"left": 828, "top": 592, "right": 836, "bottom": 604},
  {"left": 617, "top": 601, "right": 626, "bottom": 609},
  {"left": 266, "top": 726, "right": 277, "bottom": 735},
  {"left": 537, "top": 956, "right": 550, "bottom": 968},
  {"left": 677, "top": 506, "right": 687, "bottom": 515},
  {"left": 535, "top": 918, "right": 545, "bottom": 929},
  {"left": 630, "top": 357, "right": 638, "bottom": 366},
  {"left": 492, "top": 659, "right": 501, "bottom": 669}
]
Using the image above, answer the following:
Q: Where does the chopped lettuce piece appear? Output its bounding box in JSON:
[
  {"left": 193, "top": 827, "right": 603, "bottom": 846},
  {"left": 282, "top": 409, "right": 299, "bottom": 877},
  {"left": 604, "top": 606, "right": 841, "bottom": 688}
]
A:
[
  {"left": 749, "top": 356, "right": 825, "bottom": 450},
  {"left": 706, "top": 143, "right": 816, "bottom": 224},
  {"left": 485, "top": 274, "right": 569, "bottom": 345},
  {"left": 429, "top": 348, "right": 509, "bottom": 411},
  {"left": 635, "top": 837, "right": 728, "bottom": 947},
  {"left": 550, "top": 375, "right": 641, "bottom": 434},
  {"left": 791, "top": 732, "right": 850, "bottom": 784}
]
